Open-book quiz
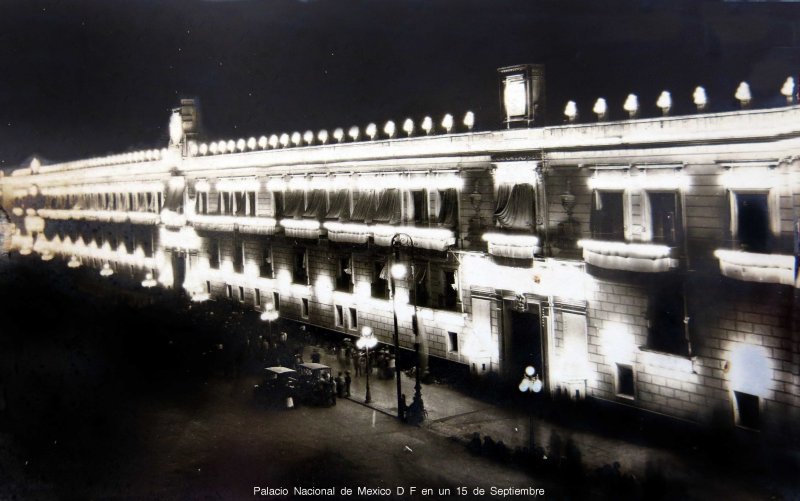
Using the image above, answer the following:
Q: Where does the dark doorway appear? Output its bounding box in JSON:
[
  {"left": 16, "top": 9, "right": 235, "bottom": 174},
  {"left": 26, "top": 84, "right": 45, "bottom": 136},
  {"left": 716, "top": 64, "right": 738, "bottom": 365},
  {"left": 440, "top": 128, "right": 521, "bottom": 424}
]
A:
[
  {"left": 508, "top": 308, "right": 543, "bottom": 385},
  {"left": 171, "top": 251, "right": 186, "bottom": 292}
]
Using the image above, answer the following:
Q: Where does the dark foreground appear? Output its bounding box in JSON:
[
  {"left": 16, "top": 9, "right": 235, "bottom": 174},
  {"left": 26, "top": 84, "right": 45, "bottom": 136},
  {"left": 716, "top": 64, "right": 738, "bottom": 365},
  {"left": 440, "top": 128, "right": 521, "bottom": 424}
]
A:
[{"left": 1, "top": 257, "right": 799, "bottom": 500}]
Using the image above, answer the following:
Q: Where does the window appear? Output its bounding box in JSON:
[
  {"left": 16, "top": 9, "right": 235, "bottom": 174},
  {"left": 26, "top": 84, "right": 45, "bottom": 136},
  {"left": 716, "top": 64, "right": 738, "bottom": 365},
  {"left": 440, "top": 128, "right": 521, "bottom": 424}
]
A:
[
  {"left": 440, "top": 270, "right": 459, "bottom": 310},
  {"left": 292, "top": 248, "right": 308, "bottom": 284},
  {"left": 409, "top": 189, "right": 428, "bottom": 225},
  {"left": 736, "top": 193, "right": 770, "bottom": 253},
  {"left": 234, "top": 191, "right": 247, "bottom": 217},
  {"left": 615, "top": 364, "right": 635, "bottom": 398},
  {"left": 272, "top": 191, "right": 285, "bottom": 219},
  {"left": 371, "top": 261, "right": 388, "bottom": 299},
  {"left": 591, "top": 191, "right": 624, "bottom": 240},
  {"left": 208, "top": 239, "right": 220, "bottom": 269},
  {"left": 348, "top": 307, "right": 358, "bottom": 330},
  {"left": 234, "top": 240, "right": 245, "bottom": 274},
  {"left": 301, "top": 298, "right": 309, "bottom": 318},
  {"left": 648, "top": 192, "right": 681, "bottom": 245},
  {"left": 226, "top": 284, "right": 233, "bottom": 299},
  {"left": 410, "top": 261, "right": 430, "bottom": 308},
  {"left": 255, "top": 288, "right": 261, "bottom": 307},
  {"left": 336, "top": 255, "right": 353, "bottom": 293},
  {"left": 647, "top": 278, "right": 688, "bottom": 356},
  {"left": 219, "top": 192, "right": 232, "bottom": 215},
  {"left": 494, "top": 183, "right": 535, "bottom": 230},
  {"left": 371, "top": 189, "right": 401, "bottom": 224},
  {"left": 273, "top": 292, "right": 280, "bottom": 311},
  {"left": 734, "top": 391, "right": 760, "bottom": 430},
  {"left": 247, "top": 192, "right": 257, "bottom": 217},
  {"left": 238, "top": 286, "right": 245, "bottom": 303},
  {"left": 260, "top": 245, "right": 273, "bottom": 278},
  {"left": 196, "top": 192, "right": 208, "bottom": 215},
  {"left": 335, "top": 305, "right": 344, "bottom": 327},
  {"left": 142, "top": 231, "right": 153, "bottom": 258},
  {"left": 448, "top": 331, "right": 459, "bottom": 353},
  {"left": 438, "top": 188, "right": 459, "bottom": 228}
]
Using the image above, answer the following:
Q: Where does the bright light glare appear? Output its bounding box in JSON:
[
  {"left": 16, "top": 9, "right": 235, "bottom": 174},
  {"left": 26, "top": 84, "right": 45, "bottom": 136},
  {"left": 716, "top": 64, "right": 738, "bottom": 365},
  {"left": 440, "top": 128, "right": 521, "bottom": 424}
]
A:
[{"left": 390, "top": 263, "right": 407, "bottom": 280}]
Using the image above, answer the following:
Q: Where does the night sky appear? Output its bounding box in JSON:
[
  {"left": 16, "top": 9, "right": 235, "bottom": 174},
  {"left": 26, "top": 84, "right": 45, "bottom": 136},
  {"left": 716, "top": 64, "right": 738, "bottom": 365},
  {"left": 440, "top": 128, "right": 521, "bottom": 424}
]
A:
[{"left": 1, "top": 0, "right": 799, "bottom": 168}]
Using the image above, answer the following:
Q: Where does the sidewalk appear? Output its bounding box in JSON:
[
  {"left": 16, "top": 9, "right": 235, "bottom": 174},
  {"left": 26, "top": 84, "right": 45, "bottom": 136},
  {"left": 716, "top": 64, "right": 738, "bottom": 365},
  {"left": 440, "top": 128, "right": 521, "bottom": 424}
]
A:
[{"left": 306, "top": 344, "right": 797, "bottom": 499}]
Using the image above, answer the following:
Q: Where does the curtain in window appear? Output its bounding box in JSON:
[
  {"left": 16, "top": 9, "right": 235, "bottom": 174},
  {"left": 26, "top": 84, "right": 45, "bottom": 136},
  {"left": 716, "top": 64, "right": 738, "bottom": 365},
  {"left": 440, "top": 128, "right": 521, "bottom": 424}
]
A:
[
  {"left": 351, "top": 190, "right": 376, "bottom": 222},
  {"left": 326, "top": 190, "right": 350, "bottom": 220},
  {"left": 284, "top": 190, "right": 305, "bottom": 219},
  {"left": 164, "top": 178, "right": 185, "bottom": 213},
  {"left": 438, "top": 188, "right": 459, "bottom": 227},
  {"left": 494, "top": 183, "right": 534, "bottom": 230},
  {"left": 373, "top": 188, "right": 401, "bottom": 224},
  {"left": 303, "top": 189, "right": 327, "bottom": 220},
  {"left": 234, "top": 192, "right": 246, "bottom": 216}
]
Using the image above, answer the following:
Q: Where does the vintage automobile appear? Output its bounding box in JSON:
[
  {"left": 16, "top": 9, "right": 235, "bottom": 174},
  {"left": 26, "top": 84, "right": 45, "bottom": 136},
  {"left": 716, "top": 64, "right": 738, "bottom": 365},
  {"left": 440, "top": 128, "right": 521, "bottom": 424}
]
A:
[
  {"left": 253, "top": 366, "right": 298, "bottom": 408},
  {"left": 295, "top": 362, "right": 335, "bottom": 407}
]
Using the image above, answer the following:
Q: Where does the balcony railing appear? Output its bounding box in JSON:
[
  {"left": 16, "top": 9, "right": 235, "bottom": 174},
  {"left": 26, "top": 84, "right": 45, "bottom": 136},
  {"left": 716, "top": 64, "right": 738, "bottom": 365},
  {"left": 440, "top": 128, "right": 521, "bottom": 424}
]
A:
[
  {"left": 578, "top": 239, "right": 678, "bottom": 273},
  {"left": 714, "top": 249, "right": 796, "bottom": 286},
  {"left": 188, "top": 214, "right": 278, "bottom": 235},
  {"left": 37, "top": 209, "right": 160, "bottom": 225}
]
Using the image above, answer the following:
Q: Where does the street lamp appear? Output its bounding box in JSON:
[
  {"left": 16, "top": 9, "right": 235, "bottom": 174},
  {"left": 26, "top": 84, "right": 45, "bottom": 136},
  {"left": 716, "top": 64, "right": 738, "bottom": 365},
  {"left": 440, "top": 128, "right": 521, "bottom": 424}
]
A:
[
  {"left": 519, "top": 365, "right": 543, "bottom": 451},
  {"left": 260, "top": 301, "right": 279, "bottom": 348},
  {"left": 390, "top": 233, "right": 425, "bottom": 424},
  {"left": 356, "top": 325, "right": 378, "bottom": 404},
  {"left": 141, "top": 272, "right": 157, "bottom": 288}
]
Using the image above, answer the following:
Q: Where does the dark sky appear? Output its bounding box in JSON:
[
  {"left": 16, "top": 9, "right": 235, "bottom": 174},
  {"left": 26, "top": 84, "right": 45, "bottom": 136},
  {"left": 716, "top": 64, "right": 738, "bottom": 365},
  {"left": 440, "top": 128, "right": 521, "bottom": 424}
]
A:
[{"left": 1, "top": 0, "right": 799, "bottom": 168}]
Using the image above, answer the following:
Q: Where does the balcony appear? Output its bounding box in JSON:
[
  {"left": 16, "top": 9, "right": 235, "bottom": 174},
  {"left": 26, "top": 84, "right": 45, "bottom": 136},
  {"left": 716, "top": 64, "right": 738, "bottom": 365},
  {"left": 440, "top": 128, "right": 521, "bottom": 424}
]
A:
[
  {"left": 37, "top": 209, "right": 160, "bottom": 225},
  {"left": 372, "top": 225, "right": 455, "bottom": 251},
  {"left": 578, "top": 239, "right": 678, "bottom": 273},
  {"left": 482, "top": 233, "right": 540, "bottom": 259},
  {"left": 280, "top": 219, "right": 321, "bottom": 239},
  {"left": 189, "top": 214, "right": 278, "bottom": 235},
  {"left": 323, "top": 222, "right": 372, "bottom": 244},
  {"left": 714, "top": 249, "right": 796, "bottom": 286}
]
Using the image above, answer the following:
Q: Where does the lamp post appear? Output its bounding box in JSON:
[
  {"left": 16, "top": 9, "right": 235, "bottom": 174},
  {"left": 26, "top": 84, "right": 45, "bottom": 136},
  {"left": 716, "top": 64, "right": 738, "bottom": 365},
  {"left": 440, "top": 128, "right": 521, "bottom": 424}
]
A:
[
  {"left": 519, "top": 365, "right": 543, "bottom": 451},
  {"left": 356, "top": 325, "right": 378, "bottom": 404},
  {"left": 390, "top": 233, "right": 425, "bottom": 424},
  {"left": 260, "top": 302, "right": 279, "bottom": 349}
]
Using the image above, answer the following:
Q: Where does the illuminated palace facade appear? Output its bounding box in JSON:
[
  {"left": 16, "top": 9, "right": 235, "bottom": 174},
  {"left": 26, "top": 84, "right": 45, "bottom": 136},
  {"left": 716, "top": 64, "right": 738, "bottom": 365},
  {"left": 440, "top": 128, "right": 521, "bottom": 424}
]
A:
[{"left": 2, "top": 66, "right": 800, "bottom": 439}]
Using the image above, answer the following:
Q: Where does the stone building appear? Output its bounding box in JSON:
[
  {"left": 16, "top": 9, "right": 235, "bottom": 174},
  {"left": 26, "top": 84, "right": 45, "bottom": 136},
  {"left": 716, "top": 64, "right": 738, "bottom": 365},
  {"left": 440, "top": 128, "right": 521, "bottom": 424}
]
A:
[{"left": 2, "top": 67, "right": 799, "bottom": 440}]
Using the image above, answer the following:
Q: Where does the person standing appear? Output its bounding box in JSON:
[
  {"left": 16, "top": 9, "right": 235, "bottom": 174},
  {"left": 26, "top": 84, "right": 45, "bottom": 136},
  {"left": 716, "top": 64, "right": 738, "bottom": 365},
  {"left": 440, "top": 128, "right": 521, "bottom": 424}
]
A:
[
  {"left": 344, "top": 371, "right": 352, "bottom": 397},
  {"left": 353, "top": 351, "right": 362, "bottom": 377},
  {"left": 335, "top": 372, "right": 344, "bottom": 398}
]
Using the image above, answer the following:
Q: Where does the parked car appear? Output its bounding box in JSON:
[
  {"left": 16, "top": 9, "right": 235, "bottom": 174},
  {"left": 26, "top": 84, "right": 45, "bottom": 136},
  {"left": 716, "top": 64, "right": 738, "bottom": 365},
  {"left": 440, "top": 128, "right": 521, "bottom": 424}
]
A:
[
  {"left": 253, "top": 366, "right": 297, "bottom": 408},
  {"left": 295, "top": 362, "right": 335, "bottom": 407}
]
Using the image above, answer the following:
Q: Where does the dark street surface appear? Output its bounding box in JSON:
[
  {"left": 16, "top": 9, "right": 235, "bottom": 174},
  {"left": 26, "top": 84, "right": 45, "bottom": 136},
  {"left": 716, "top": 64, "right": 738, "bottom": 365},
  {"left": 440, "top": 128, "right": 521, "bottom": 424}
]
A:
[
  {"left": 0, "top": 258, "right": 545, "bottom": 500},
  {"left": 1, "top": 256, "right": 799, "bottom": 500}
]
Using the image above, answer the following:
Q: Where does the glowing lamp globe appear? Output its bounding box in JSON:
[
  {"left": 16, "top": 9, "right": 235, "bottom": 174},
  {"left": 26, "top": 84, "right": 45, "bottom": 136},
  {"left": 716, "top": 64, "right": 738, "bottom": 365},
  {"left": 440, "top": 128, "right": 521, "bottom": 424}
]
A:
[
  {"left": 656, "top": 91, "right": 672, "bottom": 115},
  {"left": 421, "top": 116, "right": 433, "bottom": 135},
  {"left": 279, "top": 133, "right": 290, "bottom": 148},
  {"left": 318, "top": 130, "right": 329, "bottom": 144},
  {"left": 525, "top": 366, "right": 535, "bottom": 377},
  {"left": 384, "top": 120, "right": 396, "bottom": 138},
  {"left": 348, "top": 126, "right": 360, "bottom": 142},
  {"left": 142, "top": 272, "right": 157, "bottom": 288},
  {"left": 518, "top": 379, "right": 530, "bottom": 393},
  {"left": 402, "top": 118, "right": 414, "bottom": 137},
  {"left": 781, "top": 77, "right": 795, "bottom": 103},
  {"left": 67, "top": 256, "right": 81, "bottom": 268},
  {"left": 390, "top": 263, "right": 407, "bottom": 280},
  {"left": 463, "top": 111, "right": 475, "bottom": 131},
  {"left": 365, "top": 123, "right": 377, "bottom": 140},
  {"left": 226, "top": 140, "right": 236, "bottom": 152},
  {"left": 303, "top": 130, "right": 314, "bottom": 145},
  {"left": 236, "top": 139, "right": 246, "bottom": 151},
  {"left": 258, "top": 136, "right": 268, "bottom": 149},
  {"left": 247, "top": 137, "right": 257, "bottom": 150},
  {"left": 333, "top": 128, "right": 344, "bottom": 143},
  {"left": 564, "top": 101, "right": 577, "bottom": 122},
  {"left": 441, "top": 113, "right": 454, "bottom": 133},
  {"left": 623, "top": 94, "right": 638, "bottom": 117},
  {"left": 291, "top": 132, "right": 302, "bottom": 147},
  {"left": 100, "top": 263, "right": 114, "bottom": 277}
]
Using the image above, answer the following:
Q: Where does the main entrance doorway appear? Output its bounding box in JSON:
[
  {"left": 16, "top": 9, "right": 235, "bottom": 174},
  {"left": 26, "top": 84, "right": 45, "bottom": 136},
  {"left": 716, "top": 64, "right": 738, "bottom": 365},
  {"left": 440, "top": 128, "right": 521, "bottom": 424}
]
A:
[{"left": 506, "top": 304, "right": 544, "bottom": 387}]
